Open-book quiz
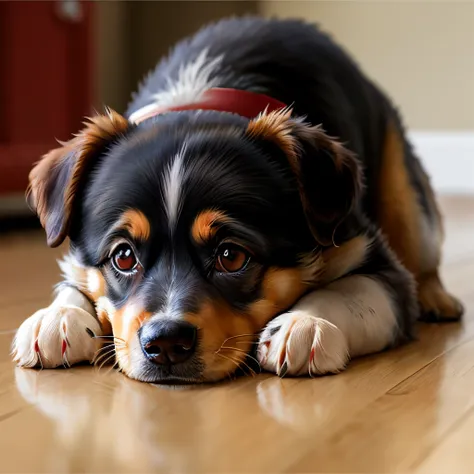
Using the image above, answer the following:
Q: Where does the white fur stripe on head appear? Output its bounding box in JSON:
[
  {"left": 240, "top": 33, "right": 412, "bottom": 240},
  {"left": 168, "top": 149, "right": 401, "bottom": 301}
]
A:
[{"left": 162, "top": 144, "right": 187, "bottom": 232}]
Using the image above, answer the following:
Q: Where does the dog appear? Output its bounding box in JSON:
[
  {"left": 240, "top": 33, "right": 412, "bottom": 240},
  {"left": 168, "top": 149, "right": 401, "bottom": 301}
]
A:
[{"left": 12, "top": 17, "right": 463, "bottom": 383}]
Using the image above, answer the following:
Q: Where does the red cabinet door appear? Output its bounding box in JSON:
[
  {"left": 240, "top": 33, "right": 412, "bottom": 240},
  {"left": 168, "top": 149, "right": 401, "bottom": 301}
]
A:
[{"left": 0, "top": 1, "right": 93, "bottom": 195}]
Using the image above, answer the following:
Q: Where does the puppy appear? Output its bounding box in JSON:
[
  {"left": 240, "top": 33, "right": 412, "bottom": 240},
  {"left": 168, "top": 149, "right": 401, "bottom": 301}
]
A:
[{"left": 12, "top": 17, "right": 462, "bottom": 383}]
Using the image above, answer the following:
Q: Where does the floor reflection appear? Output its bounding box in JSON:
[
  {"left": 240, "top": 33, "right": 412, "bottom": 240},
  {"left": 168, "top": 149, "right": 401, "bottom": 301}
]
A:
[
  {"left": 14, "top": 367, "right": 285, "bottom": 473},
  {"left": 15, "top": 367, "right": 205, "bottom": 472},
  {"left": 12, "top": 320, "right": 463, "bottom": 473}
]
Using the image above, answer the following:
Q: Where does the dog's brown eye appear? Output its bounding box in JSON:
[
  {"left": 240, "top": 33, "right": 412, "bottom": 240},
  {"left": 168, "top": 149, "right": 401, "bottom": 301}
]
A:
[
  {"left": 112, "top": 244, "right": 137, "bottom": 273},
  {"left": 216, "top": 244, "right": 250, "bottom": 273}
]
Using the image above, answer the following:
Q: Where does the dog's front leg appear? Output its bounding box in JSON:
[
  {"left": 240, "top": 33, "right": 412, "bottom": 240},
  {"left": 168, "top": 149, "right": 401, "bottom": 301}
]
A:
[
  {"left": 258, "top": 274, "right": 413, "bottom": 377},
  {"left": 12, "top": 286, "right": 103, "bottom": 369}
]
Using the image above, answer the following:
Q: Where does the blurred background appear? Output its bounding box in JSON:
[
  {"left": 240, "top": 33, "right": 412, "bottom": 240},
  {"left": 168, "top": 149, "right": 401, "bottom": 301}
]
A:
[{"left": 0, "top": 0, "right": 473, "bottom": 223}]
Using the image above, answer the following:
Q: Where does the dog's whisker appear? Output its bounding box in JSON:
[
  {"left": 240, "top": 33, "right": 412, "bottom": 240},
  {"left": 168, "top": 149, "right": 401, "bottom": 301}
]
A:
[
  {"left": 98, "top": 352, "right": 117, "bottom": 371},
  {"left": 216, "top": 350, "right": 256, "bottom": 377},
  {"left": 94, "top": 344, "right": 115, "bottom": 357},
  {"left": 238, "top": 358, "right": 257, "bottom": 377},
  {"left": 93, "top": 347, "right": 116, "bottom": 366},
  {"left": 93, "top": 353, "right": 114, "bottom": 368},
  {"left": 92, "top": 344, "right": 114, "bottom": 358},
  {"left": 215, "top": 352, "right": 244, "bottom": 375},
  {"left": 219, "top": 333, "right": 257, "bottom": 347},
  {"left": 216, "top": 334, "right": 258, "bottom": 355},
  {"left": 224, "top": 368, "right": 235, "bottom": 382},
  {"left": 93, "top": 335, "right": 126, "bottom": 343},
  {"left": 98, "top": 356, "right": 116, "bottom": 372},
  {"left": 112, "top": 342, "right": 127, "bottom": 349},
  {"left": 234, "top": 340, "right": 260, "bottom": 345},
  {"left": 219, "top": 346, "right": 261, "bottom": 371},
  {"left": 93, "top": 340, "right": 126, "bottom": 359},
  {"left": 104, "top": 361, "right": 120, "bottom": 376}
]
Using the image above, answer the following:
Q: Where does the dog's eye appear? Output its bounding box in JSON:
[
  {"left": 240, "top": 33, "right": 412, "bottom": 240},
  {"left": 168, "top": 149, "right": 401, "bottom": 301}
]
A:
[
  {"left": 112, "top": 243, "right": 138, "bottom": 273},
  {"left": 216, "top": 243, "right": 250, "bottom": 273}
]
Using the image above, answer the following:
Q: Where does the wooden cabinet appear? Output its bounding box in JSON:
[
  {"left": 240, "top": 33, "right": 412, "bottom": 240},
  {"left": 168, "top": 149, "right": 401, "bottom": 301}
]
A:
[{"left": 0, "top": 1, "right": 93, "bottom": 196}]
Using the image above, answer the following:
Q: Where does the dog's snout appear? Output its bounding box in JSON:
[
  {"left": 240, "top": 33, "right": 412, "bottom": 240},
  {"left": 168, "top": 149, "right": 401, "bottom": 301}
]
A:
[{"left": 139, "top": 320, "right": 197, "bottom": 365}]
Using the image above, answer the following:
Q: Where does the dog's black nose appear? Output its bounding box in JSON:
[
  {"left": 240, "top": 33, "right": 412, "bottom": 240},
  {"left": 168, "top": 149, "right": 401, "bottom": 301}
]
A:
[{"left": 139, "top": 320, "right": 197, "bottom": 365}]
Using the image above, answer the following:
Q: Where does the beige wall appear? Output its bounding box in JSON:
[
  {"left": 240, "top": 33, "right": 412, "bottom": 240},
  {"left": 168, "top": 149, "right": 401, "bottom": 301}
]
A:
[
  {"left": 260, "top": 2, "right": 474, "bottom": 131},
  {"left": 95, "top": 2, "right": 132, "bottom": 112}
]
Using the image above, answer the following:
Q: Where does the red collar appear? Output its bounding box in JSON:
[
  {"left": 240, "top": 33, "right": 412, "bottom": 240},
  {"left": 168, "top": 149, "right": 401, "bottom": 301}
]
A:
[{"left": 130, "top": 88, "right": 288, "bottom": 123}]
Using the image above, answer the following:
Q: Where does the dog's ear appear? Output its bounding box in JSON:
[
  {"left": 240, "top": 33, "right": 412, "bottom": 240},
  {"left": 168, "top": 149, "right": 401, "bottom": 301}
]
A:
[
  {"left": 27, "top": 109, "right": 130, "bottom": 247},
  {"left": 247, "top": 108, "right": 362, "bottom": 246}
]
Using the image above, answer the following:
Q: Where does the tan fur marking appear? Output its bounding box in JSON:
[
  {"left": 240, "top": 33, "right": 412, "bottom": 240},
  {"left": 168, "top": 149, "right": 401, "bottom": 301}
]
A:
[
  {"left": 247, "top": 107, "right": 299, "bottom": 161},
  {"left": 247, "top": 109, "right": 354, "bottom": 173},
  {"left": 116, "top": 209, "right": 151, "bottom": 241},
  {"left": 243, "top": 268, "right": 309, "bottom": 343},
  {"left": 378, "top": 120, "right": 423, "bottom": 276},
  {"left": 191, "top": 209, "right": 231, "bottom": 245},
  {"left": 95, "top": 297, "right": 113, "bottom": 334},
  {"left": 58, "top": 258, "right": 112, "bottom": 336},
  {"left": 183, "top": 267, "right": 308, "bottom": 381},
  {"left": 59, "top": 255, "right": 106, "bottom": 304},
  {"left": 183, "top": 300, "right": 254, "bottom": 379},
  {"left": 418, "top": 271, "right": 463, "bottom": 320},
  {"left": 112, "top": 304, "right": 151, "bottom": 343},
  {"left": 64, "top": 110, "right": 129, "bottom": 219},
  {"left": 377, "top": 120, "right": 462, "bottom": 319},
  {"left": 298, "top": 251, "right": 325, "bottom": 284},
  {"left": 104, "top": 300, "right": 152, "bottom": 372},
  {"left": 262, "top": 268, "right": 307, "bottom": 309},
  {"left": 419, "top": 167, "right": 445, "bottom": 242},
  {"left": 322, "top": 235, "right": 372, "bottom": 283},
  {"left": 27, "top": 109, "right": 129, "bottom": 247},
  {"left": 86, "top": 268, "right": 107, "bottom": 301}
]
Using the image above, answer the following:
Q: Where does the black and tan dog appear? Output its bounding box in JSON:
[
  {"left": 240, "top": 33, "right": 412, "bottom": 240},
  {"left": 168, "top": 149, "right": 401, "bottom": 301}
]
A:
[{"left": 12, "top": 17, "right": 462, "bottom": 383}]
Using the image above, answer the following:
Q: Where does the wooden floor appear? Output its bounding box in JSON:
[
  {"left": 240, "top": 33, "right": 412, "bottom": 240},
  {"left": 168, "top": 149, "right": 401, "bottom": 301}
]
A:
[{"left": 1, "top": 196, "right": 474, "bottom": 473}]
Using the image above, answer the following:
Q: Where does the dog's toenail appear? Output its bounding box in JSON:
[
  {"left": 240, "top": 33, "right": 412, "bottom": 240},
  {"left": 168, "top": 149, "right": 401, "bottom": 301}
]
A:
[
  {"left": 269, "top": 326, "right": 280, "bottom": 336},
  {"left": 279, "top": 361, "right": 288, "bottom": 377}
]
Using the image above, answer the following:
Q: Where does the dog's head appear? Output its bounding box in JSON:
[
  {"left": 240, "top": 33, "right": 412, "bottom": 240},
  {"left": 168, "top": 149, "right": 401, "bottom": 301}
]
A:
[{"left": 27, "top": 107, "right": 361, "bottom": 383}]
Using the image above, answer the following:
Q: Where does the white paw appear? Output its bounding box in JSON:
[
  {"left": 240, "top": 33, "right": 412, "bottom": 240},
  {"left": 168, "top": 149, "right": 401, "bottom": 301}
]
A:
[
  {"left": 11, "top": 305, "right": 102, "bottom": 369},
  {"left": 258, "top": 311, "right": 349, "bottom": 376}
]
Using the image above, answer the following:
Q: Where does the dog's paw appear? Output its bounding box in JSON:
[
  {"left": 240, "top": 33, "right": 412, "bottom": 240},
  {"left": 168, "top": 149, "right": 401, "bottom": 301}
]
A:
[
  {"left": 258, "top": 311, "right": 349, "bottom": 377},
  {"left": 11, "top": 305, "right": 102, "bottom": 369},
  {"left": 418, "top": 274, "right": 464, "bottom": 322}
]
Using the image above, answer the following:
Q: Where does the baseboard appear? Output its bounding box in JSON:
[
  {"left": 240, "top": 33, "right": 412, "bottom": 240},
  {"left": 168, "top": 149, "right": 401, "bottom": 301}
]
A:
[{"left": 409, "top": 131, "right": 474, "bottom": 195}]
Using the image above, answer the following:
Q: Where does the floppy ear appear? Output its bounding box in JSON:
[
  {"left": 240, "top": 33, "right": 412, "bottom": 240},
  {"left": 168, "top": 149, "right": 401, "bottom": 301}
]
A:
[
  {"left": 27, "top": 109, "right": 130, "bottom": 247},
  {"left": 247, "top": 108, "right": 362, "bottom": 246}
]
